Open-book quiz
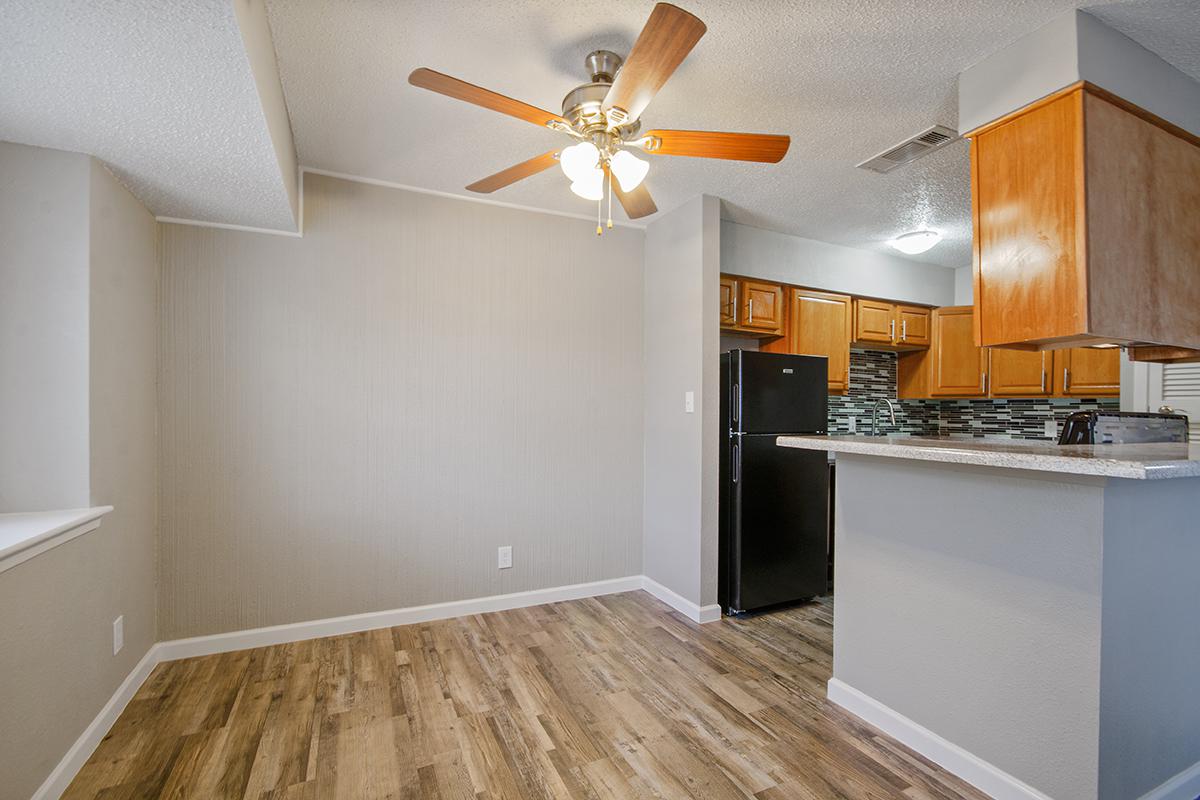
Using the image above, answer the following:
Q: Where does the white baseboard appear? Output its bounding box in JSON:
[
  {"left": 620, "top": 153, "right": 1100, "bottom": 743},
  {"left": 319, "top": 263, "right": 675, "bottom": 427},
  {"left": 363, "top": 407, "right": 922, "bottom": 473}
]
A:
[
  {"left": 640, "top": 576, "right": 722, "bottom": 624},
  {"left": 31, "top": 644, "right": 162, "bottom": 800},
  {"left": 157, "top": 575, "right": 644, "bottom": 661},
  {"left": 827, "top": 678, "right": 1053, "bottom": 800},
  {"left": 1140, "top": 759, "right": 1200, "bottom": 800}
]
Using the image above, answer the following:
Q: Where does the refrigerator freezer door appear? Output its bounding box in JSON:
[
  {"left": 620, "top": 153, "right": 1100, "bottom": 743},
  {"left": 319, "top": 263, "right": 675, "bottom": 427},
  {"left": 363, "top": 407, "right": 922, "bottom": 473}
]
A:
[
  {"left": 728, "top": 435, "right": 829, "bottom": 612},
  {"left": 732, "top": 351, "right": 828, "bottom": 434}
]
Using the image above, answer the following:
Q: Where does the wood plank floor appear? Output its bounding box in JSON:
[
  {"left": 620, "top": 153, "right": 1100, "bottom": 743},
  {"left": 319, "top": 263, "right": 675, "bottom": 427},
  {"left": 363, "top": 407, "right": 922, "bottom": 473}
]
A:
[{"left": 64, "top": 592, "right": 985, "bottom": 799}]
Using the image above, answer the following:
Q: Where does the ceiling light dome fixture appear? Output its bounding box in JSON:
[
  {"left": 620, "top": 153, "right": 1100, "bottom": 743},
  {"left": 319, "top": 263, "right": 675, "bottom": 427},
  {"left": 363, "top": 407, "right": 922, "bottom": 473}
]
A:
[{"left": 888, "top": 230, "right": 942, "bottom": 255}]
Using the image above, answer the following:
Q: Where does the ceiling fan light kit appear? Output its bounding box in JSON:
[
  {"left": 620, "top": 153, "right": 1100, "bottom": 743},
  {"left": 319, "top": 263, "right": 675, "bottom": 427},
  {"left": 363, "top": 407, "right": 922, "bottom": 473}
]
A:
[{"left": 408, "top": 2, "right": 791, "bottom": 235}]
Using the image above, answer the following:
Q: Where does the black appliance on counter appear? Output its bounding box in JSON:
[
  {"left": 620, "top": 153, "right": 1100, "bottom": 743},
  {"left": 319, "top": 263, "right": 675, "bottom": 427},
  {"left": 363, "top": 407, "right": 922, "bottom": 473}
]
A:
[
  {"left": 1058, "top": 410, "right": 1189, "bottom": 444},
  {"left": 719, "top": 350, "right": 830, "bottom": 615}
]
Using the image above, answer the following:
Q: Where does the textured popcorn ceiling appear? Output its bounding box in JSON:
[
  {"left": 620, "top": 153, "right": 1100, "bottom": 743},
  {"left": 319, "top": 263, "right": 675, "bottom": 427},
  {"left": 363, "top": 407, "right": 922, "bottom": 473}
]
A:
[
  {"left": 265, "top": 0, "right": 1200, "bottom": 268},
  {"left": 0, "top": 0, "right": 296, "bottom": 231}
]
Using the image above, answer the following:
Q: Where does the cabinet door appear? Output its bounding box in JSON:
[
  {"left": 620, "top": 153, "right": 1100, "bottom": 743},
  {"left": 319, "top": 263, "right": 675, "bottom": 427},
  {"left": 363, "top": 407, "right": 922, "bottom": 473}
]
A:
[
  {"left": 989, "top": 349, "right": 1051, "bottom": 397},
  {"left": 789, "top": 289, "right": 852, "bottom": 393},
  {"left": 741, "top": 280, "right": 784, "bottom": 335},
  {"left": 719, "top": 276, "right": 738, "bottom": 328},
  {"left": 895, "top": 305, "right": 930, "bottom": 347},
  {"left": 1058, "top": 347, "right": 1120, "bottom": 396},
  {"left": 931, "top": 307, "right": 988, "bottom": 397},
  {"left": 855, "top": 299, "right": 896, "bottom": 344}
]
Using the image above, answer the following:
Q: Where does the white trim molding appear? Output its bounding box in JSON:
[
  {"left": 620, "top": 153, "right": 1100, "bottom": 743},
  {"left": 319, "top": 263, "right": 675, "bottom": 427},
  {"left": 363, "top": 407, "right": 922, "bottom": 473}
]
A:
[
  {"left": 156, "top": 167, "right": 646, "bottom": 238},
  {"left": 158, "top": 576, "right": 645, "bottom": 661},
  {"left": 1140, "top": 760, "right": 1200, "bottom": 800},
  {"left": 827, "top": 678, "right": 1054, "bottom": 800},
  {"left": 640, "top": 576, "right": 722, "bottom": 624},
  {"left": 0, "top": 506, "right": 113, "bottom": 575},
  {"left": 30, "top": 644, "right": 160, "bottom": 800}
]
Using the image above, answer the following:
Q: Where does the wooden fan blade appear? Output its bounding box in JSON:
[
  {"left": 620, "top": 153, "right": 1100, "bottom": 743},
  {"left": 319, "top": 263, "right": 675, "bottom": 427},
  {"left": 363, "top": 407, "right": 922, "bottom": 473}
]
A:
[
  {"left": 612, "top": 176, "right": 657, "bottom": 219},
  {"left": 466, "top": 150, "right": 559, "bottom": 193},
  {"left": 602, "top": 3, "right": 706, "bottom": 124},
  {"left": 409, "top": 68, "right": 565, "bottom": 128},
  {"left": 643, "top": 130, "right": 790, "bottom": 163}
]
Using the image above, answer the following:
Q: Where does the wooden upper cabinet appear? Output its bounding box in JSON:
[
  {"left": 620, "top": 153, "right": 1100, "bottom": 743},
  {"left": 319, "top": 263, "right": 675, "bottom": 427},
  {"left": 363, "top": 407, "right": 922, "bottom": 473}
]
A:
[
  {"left": 740, "top": 280, "right": 784, "bottom": 335},
  {"left": 896, "top": 305, "right": 931, "bottom": 347},
  {"left": 852, "top": 299, "right": 930, "bottom": 350},
  {"left": 990, "top": 349, "right": 1052, "bottom": 397},
  {"left": 930, "top": 307, "right": 988, "bottom": 397},
  {"left": 853, "top": 299, "right": 895, "bottom": 344},
  {"left": 719, "top": 276, "right": 737, "bottom": 327},
  {"left": 787, "top": 289, "right": 852, "bottom": 393},
  {"left": 719, "top": 275, "right": 784, "bottom": 337},
  {"left": 1056, "top": 347, "right": 1120, "bottom": 397},
  {"left": 970, "top": 83, "right": 1200, "bottom": 353}
]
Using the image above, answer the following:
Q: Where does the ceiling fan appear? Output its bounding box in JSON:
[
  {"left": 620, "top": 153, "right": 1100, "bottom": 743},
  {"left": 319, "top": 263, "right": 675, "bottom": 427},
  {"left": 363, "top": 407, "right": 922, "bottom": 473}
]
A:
[{"left": 408, "top": 2, "right": 790, "bottom": 233}]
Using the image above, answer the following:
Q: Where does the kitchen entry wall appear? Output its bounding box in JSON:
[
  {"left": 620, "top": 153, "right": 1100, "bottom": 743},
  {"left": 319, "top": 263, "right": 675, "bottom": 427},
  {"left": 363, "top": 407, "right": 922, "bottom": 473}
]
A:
[{"left": 830, "top": 349, "right": 1119, "bottom": 439}]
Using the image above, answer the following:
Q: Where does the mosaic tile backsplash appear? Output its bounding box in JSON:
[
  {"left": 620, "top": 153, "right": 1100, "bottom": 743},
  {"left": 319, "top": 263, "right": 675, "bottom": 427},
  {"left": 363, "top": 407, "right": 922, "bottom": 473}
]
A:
[{"left": 829, "top": 350, "right": 1119, "bottom": 440}]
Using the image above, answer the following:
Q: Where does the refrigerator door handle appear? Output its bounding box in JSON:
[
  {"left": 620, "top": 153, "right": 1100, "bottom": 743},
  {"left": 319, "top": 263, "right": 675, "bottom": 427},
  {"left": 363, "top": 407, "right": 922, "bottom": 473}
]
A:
[
  {"left": 732, "top": 383, "right": 739, "bottom": 426},
  {"left": 732, "top": 443, "right": 740, "bottom": 483}
]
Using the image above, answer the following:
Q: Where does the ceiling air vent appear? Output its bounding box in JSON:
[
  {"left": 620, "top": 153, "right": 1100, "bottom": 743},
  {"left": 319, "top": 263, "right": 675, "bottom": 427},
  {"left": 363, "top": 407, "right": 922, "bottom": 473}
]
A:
[{"left": 857, "top": 125, "right": 959, "bottom": 174}]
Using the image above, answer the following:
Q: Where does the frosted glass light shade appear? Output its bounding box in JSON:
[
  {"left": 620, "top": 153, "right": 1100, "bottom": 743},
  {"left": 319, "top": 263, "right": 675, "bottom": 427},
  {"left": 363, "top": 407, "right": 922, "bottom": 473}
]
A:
[
  {"left": 888, "top": 230, "right": 942, "bottom": 255},
  {"left": 609, "top": 150, "right": 649, "bottom": 192},
  {"left": 560, "top": 142, "right": 600, "bottom": 183},
  {"left": 570, "top": 172, "right": 604, "bottom": 200}
]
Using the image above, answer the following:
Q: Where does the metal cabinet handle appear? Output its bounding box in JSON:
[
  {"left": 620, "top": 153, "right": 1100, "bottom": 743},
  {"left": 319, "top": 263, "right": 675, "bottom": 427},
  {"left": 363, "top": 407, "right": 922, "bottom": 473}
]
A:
[
  {"left": 981, "top": 371, "right": 986, "bottom": 392},
  {"left": 1041, "top": 370, "right": 1046, "bottom": 392},
  {"left": 747, "top": 299, "right": 753, "bottom": 324},
  {"left": 1063, "top": 368, "right": 1070, "bottom": 392},
  {"left": 901, "top": 319, "right": 907, "bottom": 341},
  {"left": 890, "top": 319, "right": 895, "bottom": 341}
]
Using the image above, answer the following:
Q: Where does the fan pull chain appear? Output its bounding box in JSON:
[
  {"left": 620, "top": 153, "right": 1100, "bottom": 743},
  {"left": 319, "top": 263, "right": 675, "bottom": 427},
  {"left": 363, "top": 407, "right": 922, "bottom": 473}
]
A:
[
  {"left": 606, "top": 170, "right": 613, "bottom": 229},
  {"left": 596, "top": 192, "right": 602, "bottom": 236}
]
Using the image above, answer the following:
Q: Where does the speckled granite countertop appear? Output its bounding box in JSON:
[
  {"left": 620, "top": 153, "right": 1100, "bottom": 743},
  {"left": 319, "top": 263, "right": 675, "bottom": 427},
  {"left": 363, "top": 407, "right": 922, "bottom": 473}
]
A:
[{"left": 777, "top": 435, "right": 1200, "bottom": 480}]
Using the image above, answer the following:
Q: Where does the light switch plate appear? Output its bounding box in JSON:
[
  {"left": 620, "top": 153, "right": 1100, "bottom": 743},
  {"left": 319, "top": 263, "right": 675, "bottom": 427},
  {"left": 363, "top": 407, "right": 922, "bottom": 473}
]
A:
[
  {"left": 112, "top": 615, "right": 124, "bottom": 655},
  {"left": 1045, "top": 419, "right": 1057, "bottom": 439},
  {"left": 848, "top": 417, "right": 857, "bottom": 433},
  {"left": 498, "top": 546, "right": 512, "bottom": 569},
  {"left": 684, "top": 391, "right": 695, "bottom": 413}
]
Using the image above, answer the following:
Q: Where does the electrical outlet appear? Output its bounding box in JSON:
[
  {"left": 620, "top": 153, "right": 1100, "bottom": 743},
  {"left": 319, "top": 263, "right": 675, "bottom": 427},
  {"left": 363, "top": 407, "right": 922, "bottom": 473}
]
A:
[
  {"left": 112, "top": 615, "right": 124, "bottom": 655},
  {"left": 497, "top": 545, "right": 513, "bottom": 569},
  {"left": 848, "top": 417, "right": 857, "bottom": 433},
  {"left": 1045, "top": 419, "right": 1057, "bottom": 439},
  {"left": 684, "top": 391, "right": 695, "bottom": 413}
]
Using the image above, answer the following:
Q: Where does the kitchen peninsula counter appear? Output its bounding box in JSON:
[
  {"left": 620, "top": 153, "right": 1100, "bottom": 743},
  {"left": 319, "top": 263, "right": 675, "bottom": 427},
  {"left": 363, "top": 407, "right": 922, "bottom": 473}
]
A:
[
  {"left": 778, "top": 434, "right": 1200, "bottom": 479},
  {"left": 776, "top": 434, "right": 1200, "bottom": 800}
]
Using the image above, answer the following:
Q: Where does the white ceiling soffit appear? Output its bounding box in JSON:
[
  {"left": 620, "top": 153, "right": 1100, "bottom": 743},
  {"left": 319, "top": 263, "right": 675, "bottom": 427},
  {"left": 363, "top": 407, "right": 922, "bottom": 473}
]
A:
[
  {"left": 265, "top": 0, "right": 1200, "bottom": 268},
  {"left": 0, "top": 0, "right": 298, "bottom": 232}
]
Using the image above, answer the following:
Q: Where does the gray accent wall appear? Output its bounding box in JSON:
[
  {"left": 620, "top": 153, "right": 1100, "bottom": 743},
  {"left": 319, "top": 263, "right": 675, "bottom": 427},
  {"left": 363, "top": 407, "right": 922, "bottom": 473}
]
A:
[
  {"left": 157, "top": 173, "right": 645, "bottom": 639},
  {"left": 957, "top": 9, "right": 1200, "bottom": 138},
  {"left": 0, "top": 145, "right": 159, "bottom": 800}
]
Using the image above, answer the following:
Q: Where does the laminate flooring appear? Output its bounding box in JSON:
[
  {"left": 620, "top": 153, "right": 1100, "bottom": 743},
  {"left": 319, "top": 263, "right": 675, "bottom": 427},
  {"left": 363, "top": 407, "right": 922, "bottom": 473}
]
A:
[{"left": 63, "top": 591, "right": 986, "bottom": 799}]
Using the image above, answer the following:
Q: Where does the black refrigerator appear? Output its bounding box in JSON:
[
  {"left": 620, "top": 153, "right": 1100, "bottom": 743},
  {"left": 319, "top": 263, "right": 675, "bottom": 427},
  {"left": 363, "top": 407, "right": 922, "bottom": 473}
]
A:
[{"left": 719, "top": 350, "right": 830, "bottom": 615}]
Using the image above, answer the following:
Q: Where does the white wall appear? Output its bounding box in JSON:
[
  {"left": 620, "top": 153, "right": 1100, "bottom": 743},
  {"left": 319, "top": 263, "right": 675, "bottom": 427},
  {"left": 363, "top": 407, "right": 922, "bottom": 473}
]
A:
[
  {"left": 0, "top": 142, "right": 91, "bottom": 511},
  {"left": 721, "top": 220, "right": 956, "bottom": 307},
  {"left": 642, "top": 195, "right": 721, "bottom": 609},
  {"left": 953, "top": 264, "right": 973, "bottom": 306},
  {"left": 0, "top": 146, "right": 159, "bottom": 800},
  {"left": 157, "top": 173, "right": 645, "bottom": 638}
]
